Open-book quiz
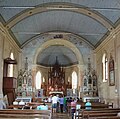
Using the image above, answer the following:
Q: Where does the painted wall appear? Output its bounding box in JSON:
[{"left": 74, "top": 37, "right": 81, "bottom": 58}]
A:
[
  {"left": 0, "top": 23, "right": 21, "bottom": 98},
  {"left": 95, "top": 24, "right": 120, "bottom": 107}
]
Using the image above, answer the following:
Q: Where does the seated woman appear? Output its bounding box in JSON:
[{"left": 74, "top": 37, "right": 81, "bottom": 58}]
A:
[
  {"left": 85, "top": 99, "right": 92, "bottom": 110},
  {"left": 37, "top": 103, "right": 48, "bottom": 110}
]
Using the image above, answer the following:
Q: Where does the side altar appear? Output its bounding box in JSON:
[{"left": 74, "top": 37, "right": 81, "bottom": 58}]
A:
[{"left": 82, "top": 58, "right": 99, "bottom": 101}]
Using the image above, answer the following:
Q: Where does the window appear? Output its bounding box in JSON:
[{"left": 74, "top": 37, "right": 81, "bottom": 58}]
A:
[
  {"left": 36, "top": 71, "right": 42, "bottom": 89},
  {"left": 72, "top": 71, "right": 77, "bottom": 93},
  {"left": 43, "top": 77, "right": 45, "bottom": 83},
  {"left": 8, "top": 52, "right": 14, "bottom": 77},
  {"left": 102, "top": 53, "right": 108, "bottom": 82}
]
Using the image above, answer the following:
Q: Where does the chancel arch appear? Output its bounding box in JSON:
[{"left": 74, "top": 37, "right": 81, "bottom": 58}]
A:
[
  {"left": 33, "top": 39, "right": 84, "bottom": 96},
  {"left": 33, "top": 39, "right": 84, "bottom": 65}
]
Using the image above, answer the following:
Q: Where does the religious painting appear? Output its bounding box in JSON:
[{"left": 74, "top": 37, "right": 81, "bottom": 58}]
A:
[{"left": 109, "top": 54, "right": 115, "bottom": 86}]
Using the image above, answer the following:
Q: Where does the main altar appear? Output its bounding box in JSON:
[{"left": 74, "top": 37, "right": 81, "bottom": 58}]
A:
[{"left": 47, "top": 57, "right": 67, "bottom": 95}]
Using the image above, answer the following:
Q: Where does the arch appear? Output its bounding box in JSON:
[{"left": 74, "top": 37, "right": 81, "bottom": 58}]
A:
[
  {"left": 21, "top": 31, "right": 94, "bottom": 49},
  {"left": 6, "top": 3, "right": 113, "bottom": 31},
  {"left": 33, "top": 39, "right": 84, "bottom": 66}
]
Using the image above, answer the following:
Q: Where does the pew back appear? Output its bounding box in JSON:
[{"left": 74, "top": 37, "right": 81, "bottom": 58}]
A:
[{"left": 0, "top": 109, "right": 51, "bottom": 119}]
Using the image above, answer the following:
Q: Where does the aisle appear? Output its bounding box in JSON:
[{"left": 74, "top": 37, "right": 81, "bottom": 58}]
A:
[{"left": 52, "top": 112, "right": 71, "bottom": 119}]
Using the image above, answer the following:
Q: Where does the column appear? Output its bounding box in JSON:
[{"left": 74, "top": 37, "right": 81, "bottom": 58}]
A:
[{"left": 0, "top": 33, "right": 4, "bottom": 98}]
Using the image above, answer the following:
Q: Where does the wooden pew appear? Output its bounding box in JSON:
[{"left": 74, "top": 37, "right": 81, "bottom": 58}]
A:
[
  {"left": 67, "top": 102, "right": 110, "bottom": 116},
  {"left": 74, "top": 108, "right": 120, "bottom": 119},
  {"left": 0, "top": 114, "right": 50, "bottom": 119},
  {"left": 0, "top": 109, "right": 51, "bottom": 119},
  {"left": 96, "top": 116, "right": 120, "bottom": 119},
  {"left": 8, "top": 102, "right": 52, "bottom": 110}
]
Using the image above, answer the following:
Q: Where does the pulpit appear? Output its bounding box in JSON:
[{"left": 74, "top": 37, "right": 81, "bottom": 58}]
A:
[
  {"left": 3, "top": 57, "right": 17, "bottom": 105},
  {"left": 47, "top": 57, "right": 66, "bottom": 95}
]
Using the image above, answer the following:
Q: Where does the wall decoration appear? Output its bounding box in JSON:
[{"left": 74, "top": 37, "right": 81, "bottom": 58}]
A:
[{"left": 109, "top": 54, "right": 115, "bottom": 86}]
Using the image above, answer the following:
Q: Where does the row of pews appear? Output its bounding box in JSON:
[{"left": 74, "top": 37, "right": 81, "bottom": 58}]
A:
[
  {"left": 74, "top": 108, "right": 120, "bottom": 119},
  {"left": 67, "top": 102, "right": 113, "bottom": 115},
  {"left": 65, "top": 101, "right": 120, "bottom": 119},
  {"left": 0, "top": 109, "right": 52, "bottom": 119},
  {"left": 0, "top": 101, "right": 118, "bottom": 119}
]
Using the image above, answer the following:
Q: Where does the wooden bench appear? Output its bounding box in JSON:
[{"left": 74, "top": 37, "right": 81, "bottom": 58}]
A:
[
  {"left": 96, "top": 116, "right": 120, "bottom": 119},
  {"left": 67, "top": 102, "right": 110, "bottom": 116},
  {"left": 0, "top": 109, "right": 52, "bottom": 119},
  {"left": 0, "top": 114, "right": 50, "bottom": 119},
  {"left": 74, "top": 108, "right": 120, "bottom": 119},
  {"left": 8, "top": 102, "right": 52, "bottom": 110}
]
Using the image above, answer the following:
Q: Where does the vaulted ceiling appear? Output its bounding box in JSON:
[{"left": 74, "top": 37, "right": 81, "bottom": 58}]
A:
[{"left": 0, "top": 0, "right": 120, "bottom": 66}]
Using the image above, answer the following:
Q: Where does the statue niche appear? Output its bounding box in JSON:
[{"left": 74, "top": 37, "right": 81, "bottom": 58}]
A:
[{"left": 47, "top": 57, "right": 65, "bottom": 95}]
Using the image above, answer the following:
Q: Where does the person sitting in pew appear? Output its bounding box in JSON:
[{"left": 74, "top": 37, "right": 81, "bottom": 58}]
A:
[
  {"left": 19, "top": 100, "right": 25, "bottom": 105},
  {"left": 37, "top": 103, "right": 48, "bottom": 110},
  {"left": 85, "top": 99, "right": 92, "bottom": 110}
]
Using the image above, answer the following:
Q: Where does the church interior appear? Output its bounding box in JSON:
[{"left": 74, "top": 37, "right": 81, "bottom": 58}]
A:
[{"left": 0, "top": 0, "right": 120, "bottom": 118}]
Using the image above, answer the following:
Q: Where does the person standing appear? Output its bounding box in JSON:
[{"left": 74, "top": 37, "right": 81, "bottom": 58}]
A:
[
  {"left": 63, "top": 95, "right": 67, "bottom": 112},
  {"left": 59, "top": 95, "right": 64, "bottom": 113},
  {"left": 56, "top": 95, "right": 60, "bottom": 113},
  {"left": 51, "top": 94, "right": 59, "bottom": 113},
  {"left": 71, "top": 98, "right": 77, "bottom": 119}
]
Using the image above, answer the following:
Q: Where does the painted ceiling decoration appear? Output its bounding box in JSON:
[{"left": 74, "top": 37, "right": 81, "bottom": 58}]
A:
[{"left": 0, "top": 0, "right": 120, "bottom": 66}]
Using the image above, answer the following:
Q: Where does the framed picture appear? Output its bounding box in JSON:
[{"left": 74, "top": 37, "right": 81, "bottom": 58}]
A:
[
  {"left": 109, "top": 70, "right": 115, "bottom": 86},
  {"left": 109, "top": 54, "right": 115, "bottom": 86}
]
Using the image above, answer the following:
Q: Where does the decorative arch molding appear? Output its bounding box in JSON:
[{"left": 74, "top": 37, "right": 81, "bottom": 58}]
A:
[
  {"left": 33, "top": 39, "right": 84, "bottom": 66},
  {"left": 21, "top": 31, "right": 94, "bottom": 49},
  {"left": 5, "top": 2, "right": 114, "bottom": 31}
]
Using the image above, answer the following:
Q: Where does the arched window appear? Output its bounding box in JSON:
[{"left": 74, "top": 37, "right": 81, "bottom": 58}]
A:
[
  {"left": 36, "top": 71, "right": 42, "bottom": 89},
  {"left": 43, "top": 77, "right": 45, "bottom": 83},
  {"left": 72, "top": 71, "right": 77, "bottom": 90},
  {"left": 8, "top": 52, "right": 14, "bottom": 77},
  {"left": 102, "top": 53, "right": 108, "bottom": 82},
  {"left": 68, "top": 76, "right": 70, "bottom": 84}
]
